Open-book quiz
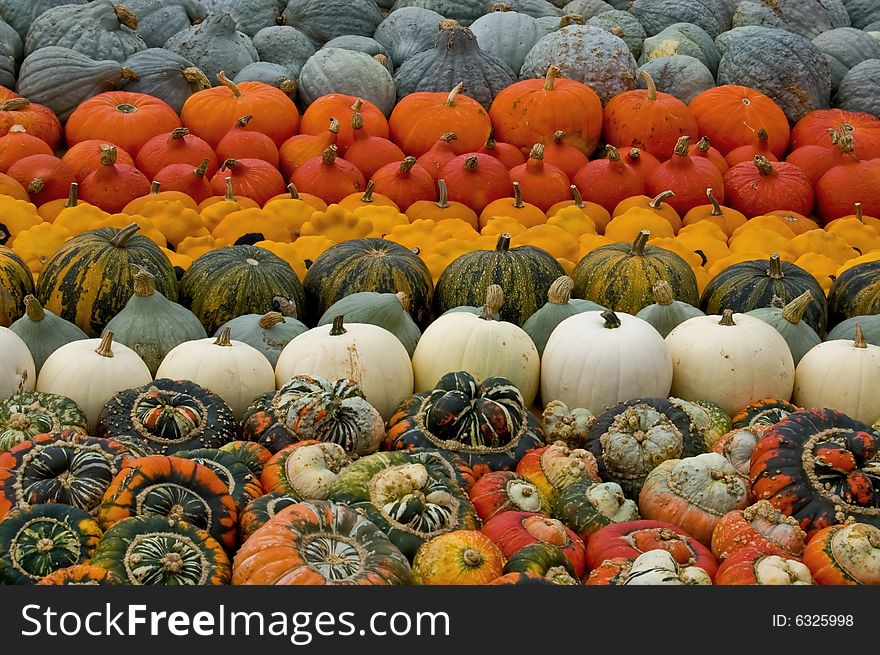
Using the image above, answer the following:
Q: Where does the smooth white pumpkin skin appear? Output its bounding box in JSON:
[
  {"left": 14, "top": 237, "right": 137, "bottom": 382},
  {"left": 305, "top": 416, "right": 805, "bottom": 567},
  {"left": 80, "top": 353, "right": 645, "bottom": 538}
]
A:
[
  {"left": 540, "top": 311, "right": 672, "bottom": 415},
  {"left": 0, "top": 327, "right": 36, "bottom": 401},
  {"left": 665, "top": 313, "right": 795, "bottom": 416},
  {"left": 37, "top": 337, "right": 152, "bottom": 432},
  {"left": 412, "top": 312, "right": 540, "bottom": 406},
  {"left": 156, "top": 337, "right": 275, "bottom": 421},
  {"left": 275, "top": 322, "right": 413, "bottom": 421},
  {"left": 793, "top": 339, "right": 880, "bottom": 425}
]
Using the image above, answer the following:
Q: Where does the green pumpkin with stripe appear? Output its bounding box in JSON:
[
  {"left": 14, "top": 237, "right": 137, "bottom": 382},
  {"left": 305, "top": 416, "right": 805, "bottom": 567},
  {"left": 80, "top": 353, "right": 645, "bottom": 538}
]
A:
[
  {"left": 303, "top": 238, "right": 434, "bottom": 328},
  {"left": 434, "top": 233, "right": 565, "bottom": 326},
  {"left": 552, "top": 479, "right": 639, "bottom": 542},
  {"left": 0, "top": 391, "right": 88, "bottom": 452},
  {"left": 35, "top": 224, "right": 178, "bottom": 337},
  {"left": 502, "top": 542, "right": 578, "bottom": 581},
  {"left": 0, "top": 245, "right": 35, "bottom": 326},
  {"left": 238, "top": 491, "right": 301, "bottom": 543},
  {"left": 572, "top": 230, "right": 699, "bottom": 315},
  {"left": 828, "top": 260, "right": 880, "bottom": 328},
  {"left": 175, "top": 448, "right": 263, "bottom": 512}
]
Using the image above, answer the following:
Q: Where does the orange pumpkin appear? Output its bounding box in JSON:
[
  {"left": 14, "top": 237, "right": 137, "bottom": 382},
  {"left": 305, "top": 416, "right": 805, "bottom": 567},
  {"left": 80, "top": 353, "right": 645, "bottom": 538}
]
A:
[
  {"left": 784, "top": 144, "right": 845, "bottom": 187},
  {"left": 815, "top": 131, "right": 880, "bottom": 222},
  {"left": 0, "top": 125, "right": 53, "bottom": 172},
  {"left": 416, "top": 132, "right": 460, "bottom": 180},
  {"left": 723, "top": 156, "right": 814, "bottom": 218},
  {"left": 299, "top": 95, "right": 387, "bottom": 151},
  {"left": 724, "top": 127, "right": 777, "bottom": 167},
  {"left": 689, "top": 136, "right": 729, "bottom": 175},
  {"left": 572, "top": 145, "right": 645, "bottom": 214},
  {"left": 7, "top": 153, "right": 76, "bottom": 205},
  {"left": 404, "top": 179, "right": 479, "bottom": 229},
  {"left": 546, "top": 185, "right": 611, "bottom": 233},
  {"left": 369, "top": 156, "right": 435, "bottom": 209},
  {"left": 215, "top": 115, "right": 280, "bottom": 167},
  {"left": 791, "top": 108, "right": 880, "bottom": 159},
  {"left": 61, "top": 139, "right": 135, "bottom": 183},
  {"left": 279, "top": 117, "right": 340, "bottom": 179},
  {"left": 479, "top": 181, "right": 546, "bottom": 229},
  {"left": 342, "top": 110, "right": 405, "bottom": 180},
  {"left": 802, "top": 523, "right": 880, "bottom": 585},
  {"left": 477, "top": 136, "right": 526, "bottom": 168},
  {"left": 681, "top": 188, "right": 748, "bottom": 236},
  {"left": 289, "top": 146, "right": 365, "bottom": 205},
  {"left": 0, "top": 171, "right": 28, "bottom": 202},
  {"left": 622, "top": 146, "right": 661, "bottom": 183},
  {"left": 208, "top": 157, "right": 286, "bottom": 207},
  {"left": 710, "top": 501, "right": 807, "bottom": 561},
  {"left": 441, "top": 153, "right": 513, "bottom": 212},
  {"left": 645, "top": 136, "right": 724, "bottom": 216},
  {"left": 0, "top": 90, "right": 63, "bottom": 149},
  {"left": 154, "top": 159, "right": 215, "bottom": 204},
  {"left": 540, "top": 130, "right": 588, "bottom": 178},
  {"left": 79, "top": 145, "right": 150, "bottom": 213},
  {"left": 135, "top": 127, "right": 219, "bottom": 181},
  {"left": 508, "top": 143, "right": 570, "bottom": 212}
]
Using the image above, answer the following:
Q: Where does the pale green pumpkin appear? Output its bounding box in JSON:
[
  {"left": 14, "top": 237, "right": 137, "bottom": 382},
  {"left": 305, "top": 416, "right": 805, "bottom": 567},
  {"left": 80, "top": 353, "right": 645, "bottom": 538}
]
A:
[
  {"left": 215, "top": 311, "right": 308, "bottom": 367},
  {"left": 9, "top": 295, "right": 87, "bottom": 374},
  {"left": 522, "top": 276, "right": 604, "bottom": 355},
  {"left": 317, "top": 291, "right": 421, "bottom": 357},
  {"left": 745, "top": 291, "right": 821, "bottom": 366},
  {"left": 827, "top": 314, "right": 880, "bottom": 346},
  {"left": 636, "top": 280, "right": 704, "bottom": 338}
]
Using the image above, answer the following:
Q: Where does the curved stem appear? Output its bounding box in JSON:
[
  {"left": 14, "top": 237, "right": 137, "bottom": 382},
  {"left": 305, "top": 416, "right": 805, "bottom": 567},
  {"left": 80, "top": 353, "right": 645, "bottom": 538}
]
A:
[
  {"left": 216, "top": 71, "right": 241, "bottom": 98},
  {"left": 435, "top": 179, "right": 450, "bottom": 209},
  {"left": 630, "top": 230, "right": 649, "bottom": 256},
  {"left": 639, "top": 70, "right": 657, "bottom": 102},
  {"left": 23, "top": 295, "right": 44, "bottom": 322},
  {"left": 95, "top": 331, "right": 115, "bottom": 358},
  {"left": 601, "top": 310, "right": 621, "bottom": 329},
  {"left": 782, "top": 290, "right": 812, "bottom": 325},
  {"left": 706, "top": 188, "right": 722, "bottom": 216},
  {"left": 259, "top": 312, "right": 284, "bottom": 329},
  {"left": 544, "top": 66, "right": 559, "bottom": 91},
  {"left": 445, "top": 83, "right": 463, "bottom": 107},
  {"left": 651, "top": 280, "right": 674, "bottom": 306},
  {"left": 110, "top": 223, "right": 141, "bottom": 247},
  {"left": 649, "top": 190, "right": 674, "bottom": 210},
  {"left": 548, "top": 276, "right": 574, "bottom": 305}
]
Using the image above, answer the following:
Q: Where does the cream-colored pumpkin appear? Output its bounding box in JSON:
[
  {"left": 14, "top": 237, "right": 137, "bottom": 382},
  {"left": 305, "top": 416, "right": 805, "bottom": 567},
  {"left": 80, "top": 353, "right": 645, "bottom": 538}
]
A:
[
  {"left": 752, "top": 555, "right": 813, "bottom": 585},
  {"left": 665, "top": 310, "right": 795, "bottom": 416},
  {"left": 0, "top": 326, "right": 36, "bottom": 401},
  {"left": 36, "top": 331, "right": 152, "bottom": 431},
  {"left": 156, "top": 328, "right": 275, "bottom": 421},
  {"left": 540, "top": 309, "right": 672, "bottom": 415},
  {"left": 412, "top": 285, "right": 540, "bottom": 406},
  {"left": 621, "top": 550, "right": 713, "bottom": 586},
  {"left": 793, "top": 326, "right": 880, "bottom": 424},
  {"left": 274, "top": 316, "right": 413, "bottom": 421}
]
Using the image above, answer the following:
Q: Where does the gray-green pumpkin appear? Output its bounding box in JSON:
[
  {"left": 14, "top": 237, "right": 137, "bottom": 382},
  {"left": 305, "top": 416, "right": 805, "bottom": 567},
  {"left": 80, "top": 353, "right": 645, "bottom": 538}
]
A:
[
  {"left": 639, "top": 22, "right": 719, "bottom": 75},
  {"left": 0, "top": 390, "right": 89, "bottom": 452},
  {"left": 373, "top": 7, "right": 444, "bottom": 69},
  {"left": 744, "top": 291, "right": 822, "bottom": 366},
  {"left": 627, "top": 0, "right": 732, "bottom": 38},
  {"left": 282, "top": 0, "right": 384, "bottom": 45},
  {"left": 390, "top": 0, "right": 485, "bottom": 26},
  {"left": 586, "top": 9, "right": 647, "bottom": 58},
  {"left": 317, "top": 291, "right": 421, "bottom": 357},
  {"left": 104, "top": 267, "right": 207, "bottom": 375},
  {"left": 24, "top": 0, "right": 146, "bottom": 62},
  {"left": 123, "top": 0, "right": 207, "bottom": 48},
  {"left": 0, "top": 0, "right": 87, "bottom": 41},
  {"left": 215, "top": 311, "right": 308, "bottom": 366},
  {"left": 522, "top": 276, "right": 605, "bottom": 355},
  {"left": 471, "top": 5, "right": 547, "bottom": 74},
  {"left": 298, "top": 48, "right": 396, "bottom": 116},
  {"left": 251, "top": 26, "right": 315, "bottom": 77},
  {"left": 323, "top": 35, "right": 394, "bottom": 73},
  {"left": 562, "top": 0, "right": 614, "bottom": 20},
  {"left": 9, "top": 296, "right": 87, "bottom": 374},
  {"left": 635, "top": 280, "right": 704, "bottom": 339},
  {"left": 835, "top": 60, "right": 880, "bottom": 118},
  {"left": 15, "top": 46, "right": 135, "bottom": 121},
  {"left": 713, "top": 25, "right": 776, "bottom": 56},
  {"left": 504, "top": 0, "right": 562, "bottom": 19},
  {"left": 0, "top": 18, "right": 22, "bottom": 88},
  {"left": 394, "top": 20, "right": 517, "bottom": 111},
  {"left": 163, "top": 11, "right": 258, "bottom": 83},
  {"left": 813, "top": 28, "right": 880, "bottom": 92},
  {"left": 233, "top": 62, "right": 297, "bottom": 95},
  {"left": 123, "top": 48, "right": 210, "bottom": 113},
  {"left": 200, "top": 0, "right": 282, "bottom": 37},
  {"left": 637, "top": 56, "right": 715, "bottom": 104},
  {"left": 717, "top": 29, "right": 832, "bottom": 123},
  {"left": 732, "top": 0, "right": 851, "bottom": 40},
  {"left": 842, "top": 0, "right": 880, "bottom": 28},
  {"left": 826, "top": 314, "right": 880, "bottom": 345},
  {"left": 520, "top": 25, "right": 638, "bottom": 104}
]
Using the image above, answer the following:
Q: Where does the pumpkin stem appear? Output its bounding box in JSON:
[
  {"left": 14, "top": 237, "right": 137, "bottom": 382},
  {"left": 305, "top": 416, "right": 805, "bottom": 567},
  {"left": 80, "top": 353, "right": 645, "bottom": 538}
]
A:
[
  {"left": 480, "top": 284, "right": 504, "bottom": 320},
  {"left": 330, "top": 315, "right": 347, "bottom": 336},
  {"left": 224, "top": 176, "right": 235, "bottom": 201},
  {"left": 446, "top": 83, "right": 464, "bottom": 107},
  {"left": 781, "top": 290, "right": 812, "bottom": 325},
  {"left": 495, "top": 232, "right": 511, "bottom": 253},
  {"left": 435, "top": 179, "right": 450, "bottom": 208},
  {"left": 695, "top": 136, "right": 711, "bottom": 153},
  {"left": 216, "top": 71, "right": 241, "bottom": 98},
  {"left": 182, "top": 67, "right": 211, "bottom": 90},
  {"left": 754, "top": 155, "right": 774, "bottom": 175},
  {"left": 27, "top": 178, "right": 45, "bottom": 194},
  {"left": 829, "top": 128, "right": 855, "bottom": 154},
  {"left": 372, "top": 53, "right": 388, "bottom": 68},
  {"left": 512, "top": 181, "right": 525, "bottom": 209},
  {"left": 116, "top": 104, "right": 138, "bottom": 116},
  {"left": 756, "top": 128, "right": 768, "bottom": 143},
  {"left": 651, "top": 280, "right": 674, "bottom": 306},
  {"left": 462, "top": 549, "right": 483, "bottom": 567},
  {"left": 170, "top": 127, "right": 190, "bottom": 141},
  {"left": 133, "top": 267, "right": 156, "bottom": 297},
  {"left": 65, "top": 182, "right": 79, "bottom": 208},
  {"left": 639, "top": 70, "right": 657, "bottom": 102},
  {"left": 767, "top": 253, "right": 784, "bottom": 280},
  {"left": 553, "top": 131, "right": 566, "bottom": 144},
  {"left": 351, "top": 110, "right": 365, "bottom": 130},
  {"left": 350, "top": 98, "right": 364, "bottom": 114},
  {"left": 464, "top": 155, "right": 479, "bottom": 171},
  {"left": 95, "top": 331, "right": 115, "bottom": 358},
  {"left": 854, "top": 324, "right": 867, "bottom": 348},
  {"left": 673, "top": 136, "right": 692, "bottom": 156},
  {"left": 719, "top": 309, "right": 736, "bottom": 326},
  {"left": 274, "top": 296, "right": 299, "bottom": 318},
  {"left": 706, "top": 188, "right": 722, "bottom": 216},
  {"left": 440, "top": 132, "right": 457, "bottom": 143},
  {"left": 9, "top": 124, "right": 25, "bottom": 133},
  {"left": 544, "top": 65, "right": 560, "bottom": 91},
  {"left": 322, "top": 146, "right": 338, "bottom": 165},
  {"left": 630, "top": 230, "right": 649, "bottom": 256},
  {"left": 548, "top": 276, "right": 574, "bottom": 305},
  {"left": 122, "top": 67, "right": 139, "bottom": 81},
  {"left": 23, "top": 295, "right": 44, "bottom": 322},
  {"left": 855, "top": 202, "right": 863, "bottom": 222},
  {"left": 559, "top": 14, "right": 585, "bottom": 27},
  {"left": 393, "top": 291, "right": 410, "bottom": 312},
  {"left": 605, "top": 145, "right": 621, "bottom": 162},
  {"left": 359, "top": 180, "right": 376, "bottom": 203},
  {"left": 569, "top": 185, "right": 585, "bottom": 208},
  {"left": 649, "top": 190, "right": 674, "bottom": 210},
  {"left": 0, "top": 97, "right": 29, "bottom": 112},
  {"left": 111, "top": 223, "right": 141, "bottom": 247},
  {"left": 114, "top": 4, "right": 139, "bottom": 30},
  {"left": 286, "top": 182, "right": 301, "bottom": 200},
  {"left": 328, "top": 117, "right": 340, "bottom": 135},
  {"left": 237, "top": 115, "right": 253, "bottom": 128},
  {"left": 438, "top": 19, "right": 460, "bottom": 30},
  {"left": 627, "top": 148, "right": 641, "bottom": 162},
  {"left": 150, "top": 180, "right": 161, "bottom": 194},
  {"left": 259, "top": 311, "right": 285, "bottom": 329},
  {"left": 491, "top": 2, "right": 512, "bottom": 10},
  {"left": 529, "top": 143, "right": 545, "bottom": 160},
  {"left": 399, "top": 156, "right": 417, "bottom": 173},
  {"left": 214, "top": 327, "right": 233, "bottom": 346},
  {"left": 601, "top": 309, "right": 621, "bottom": 329},
  {"left": 194, "top": 158, "right": 209, "bottom": 178},
  {"left": 99, "top": 145, "right": 118, "bottom": 166}
]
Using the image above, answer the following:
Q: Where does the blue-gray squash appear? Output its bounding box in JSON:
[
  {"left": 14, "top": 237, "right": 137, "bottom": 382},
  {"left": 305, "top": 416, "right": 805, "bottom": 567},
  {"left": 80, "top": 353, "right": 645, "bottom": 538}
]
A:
[
  {"left": 123, "top": 48, "right": 211, "bottom": 113},
  {"left": 586, "top": 10, "right": 647, "bottom": 58},
  {"left": 635, "top": 280, "right": 704, "bottom": 339},
  {"left": 0, "top": 0, "right": 87, "bottom": 41},
  {"left": 520, "top": 25, "right": 638, "bottom": 104},
  {"left": 842, "top": 0, "right": 880, "bottom": 28},
  {"left": 104, "top": 267, "right": 207, "bottom": 375},
  {"left": 251, "top": 26, "right": 315, "bottom": 78},
  {"left": 298, "top": 48, "right": 396, "bottom": 116},
  {"left": 0, "top": 18, "right": 21, "bottom": 88},
  {"left": 215, "top": 311, "right": 308, "bottom": 366},
  {"left": 123, "top": 0, "right": 207, "bottom": 49},
  {"left": 390, "top": 0, "right": 484, "bottom": 26},
  {"left": 716, "top": 29, "right": 832, "bottom": 123},
  {"left": 470, "top": 5, "right": 546, "bottom": 74},
  {"left": 826, "top": 314, "right": 880, "bottom": 345},
  {"left": 562, "top": 0, "right": 613, "bottom": 20},
  {"left": 373, "top": 7, "right": 444, "bottom": 69},
  {"left": 504, "top": 0, "right": 562, "bottom": 19},
  {"left": 835, "top": 59, "right": 880, "bottom": 118},
  {"left": 282, "top": 0, "right": 384, "bottom": 45},
  {"left": 200, "top": 0, "right": 282, "bottom": 37},
  {"left": 9, "top": 296, "right": 88, "bottom": 374},
  {"left": 813, "top": 28, "right": 880, "bottom": 92},
  {"left": 234, "top": 62, "right": 297, "bottom": 95},
  {"left": 522, "top": 275, "right": 604, "bottom": 355},
  {"left": 637, "top": 55, "right": 715, "bottom": 104},
  {"left": 714, "top": 25, "right": 776, "bottom": 56},
  {"left": 16, "top": 47, "right": 136, "bottom": 121},
  {"left": 394, "top": 19, "right": 517, "bottom": 110},
  {"left": 323, "top": 36, "right": 394, "bottom": 74},
  {"left": 24, "top": 0, "right": 147, "bottom": 62},
  {"left": 639, "top": 22, "right": 719, "bottom": 75},
  {"left": 317, "top": 291, "right": 421, "bottom": 357},
  {"left": 732, "top": 0, "right": 851, "bottom": 40},
  {"left": 627, "top": 0, "right": 732, "bottom": 38},
  {"left": 163, "top": 11, "right": 258, "bottom": 82},
  {"left": 745, "top": 292, "right": 822, "bottom": 366}
]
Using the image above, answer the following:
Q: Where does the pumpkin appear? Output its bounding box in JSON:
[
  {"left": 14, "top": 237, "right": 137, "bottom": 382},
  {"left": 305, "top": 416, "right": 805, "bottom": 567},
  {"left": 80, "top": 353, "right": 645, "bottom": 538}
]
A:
[
  {"left": 0, "top": 391, "right": 87, "bottom": 453},
  {"left": 300, "top": 95, "right": 388, "bottom": 152},
  {"left": 415, "top": 133, "right": 462, "bottom": 181},
  {"left": 553, "top": 480, "right": 640, "bottom": 541},
  {"left": 507, "top": 144, "right": 570, "bottom": 212},
  {"left": 477, "top": 136, "right": 527, "bottom": 168},
  {"left": 644, "top": 136, "right": 724, "bottom": 216},
  {"left": 218, "top": 440, "right": 271, "bottom": 481},
  {"left": 260, "top": 441, "right": 350, "bottom": 500},
  {"left": 636, "top": 54, "right": 716, "bottom": 106},
  {"left": 639, "top": 21, "right": 719, "bottom": 71},
  {"left": 541, "top": 401, "right": 596, "bottom": 451},
  {"left": 7, "top": 153, "right": 75, "bottom": 205},
  {"left": 0, "top": 246, "right": 34, "bottom": 320},
  {"left": 538, "top": 131, "right": 589, "bottom": 179},
  {"left": 742, "top": 292, "right": 821, "bottom": 367},
  {"left": 470, "top": 3, "right": 545, "bottom": 73},
  {"left": 481, "top": 511, "right": 587, "bottom": 578},
  {"left": 174, "top": 448, "right": 262, "bottom": 512},
  {"left": 731, "top": 398, "right": 801, "bottom": 431},
  {"left": 60, "top": 139, "right": 135, "bottom": 184},
  {"left": 123, "top": 0, "right": 207, "bottom": 49},
  {"left": 711, "top": 501, "right": 807, "bottom": 561},
  {"left": 140, "top": 128, "right": 218, "bottom": 182},
  {"left": 412, "top": 530, "right": 504, "bottom": 585},
  {"left": 712, "top": 427, "right": 764, "bottom": 479},
  {"left": 515, "top": 441, "right": 600, "bottom": 506},
  {"left": 208, "top": 158, "right": 285, "bottom": 208},
  {"left": 38, "top": 564, "right": 118, "bottom": 585},
  {"left": 297, "top": 48, "right": 396, "bottom": 117},
  {"left": 828, "top": 259, "right": 880, "bottom": 328},
  {"left": 317, "top": 292, "right": 420, "bottom": 357},
  {"left": 121, "top": 48, "right": 212, "bottom": 114},
  {"left": 0, "top": 92, "right": 62, "bottom": 150},
  {"left": 0, "top": 125, "right": 53, "bottom": 172},
  {"left": 669, "top": 398, "right": 733, "bottom": 450},
  {"left": 469, "top": 470, "right": 550, "bottom": 522},
  {"left": 790, "top": 108, "right": 880, "bottom": 158},
  {"left": 441, "top": 153, "right": 513, "bottom": 213},
  {"left": 9, "top": 295, "right": 87, "bottom": 374},
  {"left": 96, "top": 378, "right": 237, "bottom": 456},
  {"left": 233, "top": 499, "right": 411, "bottom": 584},
  {"left": 636, "top": 280, "right": 705, "bottom": 338},
  {"left": 91, "top": 514, "right": 231, "bottom": 585},
  {"left": 571, "top": 145, "right": 645, "bottom": 215},
  {"left": 665, "top": 310, "right": 795, "bottom": 416},
  {"left": 522, "top": 276, "right": 604, "bottom": 355},
  {"left": 0, "top": 503, "right": 101, "bottom": 585},
  {"left": 803, "top": 522, "right": 880, "bottom": 585},
  {"left": 687, "top": 136, "right": 730, "bottom": 177},
  {"left": 215, "top": 311, "right": 308, "bottom": 368},
  {"left": 369, "top": 156, "right": 435, "bottom": 209},
  {"left": 74, "top": 145, "right": 149, "bottom": 213},
  {"left": 479, "top": 182, "right": 545, "bottom": 229},
  {"left": 238, "top": 492, "right": 301, "bottom": 543},
  {"left": 827, "top": 315, "right": 880, "bottom": 346},
  {"left": 721, "top": 156, "right": 814, "bottom": 219},
  {"left": 815, "top": 134, "right": 880, "bottom": 223},
  {"left": 714, "top": 547, "right": 813, "bottom": 586},
  {"left": 0, "top": 327, "right": 34, "bottom": 402},
  {"left": 373, "top": 6, "right": 443, "bottom": 67},
  {"left": 342, "top": 113, "right": 406, "bottom": 181},
  {"left": 162, "top": 10, "right": 257, "bottom": 81}
]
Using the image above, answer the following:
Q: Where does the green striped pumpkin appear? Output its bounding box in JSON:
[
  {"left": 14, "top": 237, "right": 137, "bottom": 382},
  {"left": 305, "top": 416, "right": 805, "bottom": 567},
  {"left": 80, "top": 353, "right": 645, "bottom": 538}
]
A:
[
  {"left": 828, "top": 261, "right": 880, "bottom": 328},
  {"left": 175, "top": 448, "right": 263, "bottom": 512},
  {"left": 552, "top": 480, "right": 639, "bottom": 542},
  {"left": 35, "top": 224, "right": 178, "bottom": 337},
  {"left": 502, "top": 542, "right": 577, "bottom": 579},
  {"left": 434, "top": 233, "right": 565, "bottom": 326},
  {"left": 0, "top": 391, "right": 88, "bottom": 453},
  {"left": 180, "top": 245, "right": 307, "bottom": 335},
  {"left": 0, "top": 245, "right": 35, "bottom": 326},
  {"left": 303, "top": 238, "right": 434, "bottom": 328},
  {"left": 572, "top": 230, "right": 699, "bottom": 315},
  {"left": 238, "top": 491, "right": 301, "bottom": 543}
]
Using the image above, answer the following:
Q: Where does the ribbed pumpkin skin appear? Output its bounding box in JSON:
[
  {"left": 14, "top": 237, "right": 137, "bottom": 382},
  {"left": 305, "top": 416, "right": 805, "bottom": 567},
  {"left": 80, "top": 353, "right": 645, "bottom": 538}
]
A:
[
  {"left": 827, "top": 261, "right": 880, "bottom": 327},
  {"left": 0, "top": 246, "right": 36, "bottom": 324},
  {"left": 411, "top": 530, "right": 504, "bottom": 585},
  {"left": 238, "top": 491, "right": 300, "bottom": 543},
  {"left": 35, "top": 226, "right": 178, "bottom": 337},
  {"left": 0, "top": 391, "right": 88, "bottom": 452},
  {"left": 180, "top": 245, "right": 306, "bottom": 335},
  {"left": 38, "top": 563, "right": 118, "bottom": 585},
  {"left": 700, "top": 257, "right": 828, "bottom": 336},
  {"left": 176, "top": 448, "right": 263, "bottom": 512},
  {"left": 303, "top": 238, "right": 433, "bottom": 328}
]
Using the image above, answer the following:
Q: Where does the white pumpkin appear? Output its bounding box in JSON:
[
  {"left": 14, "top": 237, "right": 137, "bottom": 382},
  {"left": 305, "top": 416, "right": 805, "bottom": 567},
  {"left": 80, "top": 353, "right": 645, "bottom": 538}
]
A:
[
  {"left": 540, "top": 309, "right": 672, "bottom": 415},
  {"left": 0, "top": 326, "right": 36, "bottom": 401},
  {"left": 36, "top": 331, "right": 152, "bottom": 431},
  {"left": 665, "top": 310, "right": 795, "bottom": 416},
  {"left": 156, "top": 328, "right": 275, "bottom": 421},
  {"left": 793, "top": 325, "right": 880, "bottom": 424},
  {"left": 412, "top": 285, "right": 540, "bottom": 406},
  {"left": 622, "top": 550, "right": 713, "bottom": 586},
  {"left": 275, "top": 316, "right": 413, "bottom": 421}
]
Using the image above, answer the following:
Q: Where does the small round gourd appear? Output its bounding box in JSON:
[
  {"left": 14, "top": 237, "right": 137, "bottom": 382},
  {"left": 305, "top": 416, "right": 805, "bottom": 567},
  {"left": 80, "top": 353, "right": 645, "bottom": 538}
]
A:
[
  {"left": 317, "top": 291, "right": 421, "bottom": 357},
  {"left": 215, "top": 311, "right": 308, "bottom": 367},
  {"left": 411, "top": 530, "right": 505, "bottom": 585},
  {"left": 745, "top": 291, "right": 822, "bottom": 366},
  {"left": 0, "top": 326, "right": 36, "bottom": 402},
  {"left": 9, "top": 295, "right": 87, "bottom": 374},
  {"left": 636, "top": 280, "right": 705, "bottom": 338}
]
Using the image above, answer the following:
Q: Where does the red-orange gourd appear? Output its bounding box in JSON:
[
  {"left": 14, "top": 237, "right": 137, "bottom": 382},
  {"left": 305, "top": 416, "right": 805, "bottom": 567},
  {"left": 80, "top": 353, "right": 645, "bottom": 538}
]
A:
[
  {"left": 279, "top": 118, "right": 340, "bottom": 180},
  {"left": 645, "top": 136, "right": 725, "bottom": 216},
  {"left": 722, "top": 155, "right": 814, "bottom": 218},
  {"left": 791, "top": 108, "right": 880, "bottom": 159},
  {"left": 154, "top": 159, "right": 214, "bottom": 204},
  {"left": 689, "top": 136, "right": 729, "bottom": 175},
  {"left": 135, "top": 127, "right": 219, "bottom": 181},
  {"left": 508, "top": 143, "right": 570, "bottom": 212},
  {"left": 61, "top": 140, "right": 135, "bottom": 183},
  {"left": 0, "top": 90, "right": 63, "bottom": 149},
  {"left": 814, "top": 131, "right": 880, "bottom": 221},
  {"left": 289, "top": 146, "right": 365, "bottom": 205},
  {"left": 724, "top": 128, "right": 777, "bottom": 167},
  {"left": 370, "top": 156, "right": 435, "bottom": 209},
  {"left": 784, "top": 144, "right": 844, "bottom": 187},
  {"left": 342, "top": 111, "right": 405, "bottom": 181},
  {"left": 215, "top": 115, "right": 280, "bottom": 167},
  {"left": 79, "top": 145, "right": 150, "bottom": 213},
  {"left": 0, "top": 125, "right": 53, "bottom": 172},
  {"left": 441, "top": 153, "right": 513, "bottom": 212},
  {"left": 416, "top": 133, "right": 460, "bottom": 180},
  {"left": 477, "top": 136, "right": 526, "bottom": 169},
  {"left": 300, "top": 95, "right": 387, "bottom": 150},
  {"left": 572, "top": 145, "right": 645, "bottom": 214},
  {"left": 542, "top": 130, "right": 588, "bottom": 178},
  {"left": 621, "top": 147, "right": 661, "bottom": 183},
  {"left": 209, "top": 157, "right": 286, "bottom": 207},
  {"left": 7, "top": 153, "right": 76, "bottom": 205}
]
